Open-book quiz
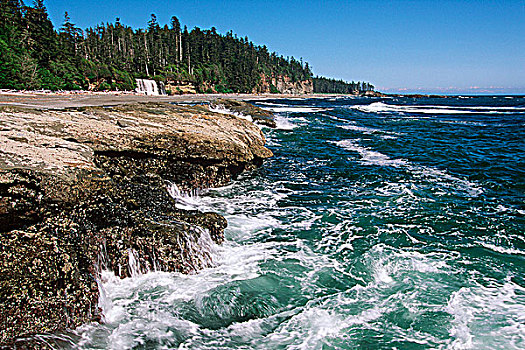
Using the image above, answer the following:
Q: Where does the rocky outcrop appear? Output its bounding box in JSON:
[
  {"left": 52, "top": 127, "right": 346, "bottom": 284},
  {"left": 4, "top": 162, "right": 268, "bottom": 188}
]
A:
[
  {"left": 165, "top": 81, "right": 197, "bottom": 95},
  {"left": 256, "top": 74, "right": 313, "bottom": 95},
  {"left": 362, "top": 90, "right": 386, "bottom": 97},
  {"left": 209, "top": 98, "right": 277, "bottom": 128},
  {"left": 0, "top": 102, "right": 272, "bottom": 345}
]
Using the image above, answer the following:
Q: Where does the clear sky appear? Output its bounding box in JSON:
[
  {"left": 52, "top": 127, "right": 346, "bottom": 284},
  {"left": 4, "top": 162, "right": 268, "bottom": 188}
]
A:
[{"left": 44, "top": 0, "right": 525, "bottom": 94}]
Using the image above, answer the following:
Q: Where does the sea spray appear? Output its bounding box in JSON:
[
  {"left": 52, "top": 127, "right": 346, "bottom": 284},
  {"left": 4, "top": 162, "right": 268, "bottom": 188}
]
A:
[
  {"left": 71, "top": 96, "right": 525, "bottom": 349},
  {"left": 167, "top": 181, "right": 202, "bottom": 210},
  {"left": 127, "top": 248, "right": 142, "bottom": 278}
]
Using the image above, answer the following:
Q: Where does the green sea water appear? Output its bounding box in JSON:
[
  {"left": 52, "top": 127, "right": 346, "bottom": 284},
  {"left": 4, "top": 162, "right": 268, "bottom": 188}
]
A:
[{"left": 70, "top": 96, "right": 524, "bottom": 349}]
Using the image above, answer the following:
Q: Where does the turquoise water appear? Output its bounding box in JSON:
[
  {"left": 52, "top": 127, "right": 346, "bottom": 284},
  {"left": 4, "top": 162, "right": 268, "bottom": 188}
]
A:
[{"left": 72, "top": 96, "right": 524, "bottom": 349}]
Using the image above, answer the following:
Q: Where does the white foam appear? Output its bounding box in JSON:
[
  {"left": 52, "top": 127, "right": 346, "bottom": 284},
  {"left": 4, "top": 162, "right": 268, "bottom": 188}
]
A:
[
  {"left": 256, "top": 102, "right": 287, "bottom": 107},
  {"left": 438, "top": 120, "right": 487, "bottom": 126},
  {"left": 327, "top": 115, "right": 352, "bottom": 123},
  {"left": 263, "top": 106, "right": 329, "bottom": 113},
  {"left": 333, "top": 139, "right": 409, "bottom": 167},
  {"left": 274, "top": 115, "right": 299, "bottom": 130},
  {"left": 366, "top": 245, "right": 451, "bottom": 286},
  {"left": 209, "top": 106, "right": 253, "bottom": 122},
  {"left": 415, "top": 166, "right": 483, "bottom": 197},
  {"left": 338, "top": 124, "right": 401, "bottom": 138},
  {"left": 339, "top": 124, "right": 383, "bottom": 133},
  {"left": 479, "top": 242, "right": 525, "bottom": 256},
  {"left": 352, "top": 102, "right": 525, "bottom": 115},
  {"left": 332, "top": 139, "right": 483, "bottom": 196},
  {"left": 167, "top": 182, "right": 202, "bottom": 210},
  {"left": 266, "top": 308, "right": 346, "bottom": 349},
  {"left": 445, "top": 279, "right": 525, "bottom": 349}
]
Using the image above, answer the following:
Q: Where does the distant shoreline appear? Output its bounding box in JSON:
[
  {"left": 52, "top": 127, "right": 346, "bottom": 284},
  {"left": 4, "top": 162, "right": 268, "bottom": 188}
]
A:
[
  {"left": 0, "top": 91, "right": 371, "bottom": 110},
  {"left": 1, "top": 91, "right": 522, "bottom": 110}
]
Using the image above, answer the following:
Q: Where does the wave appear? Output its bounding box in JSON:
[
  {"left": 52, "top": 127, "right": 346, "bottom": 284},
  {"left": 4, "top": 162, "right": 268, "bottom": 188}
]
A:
[
  {"left": 167, "top": 182, "right": 202, "bottom": 210},
  {"left": 255, "top": 102, "right": 287, "bottom": 106},
  {"left": 332, "top": 139, "right": 483, "bottom": 196},
  {"left": 352, "top": 102, "right": 525, "bottom": 115},
  {"left": 209, "top": 105, "right": 253, "bottom": 122},
  {"left": 274, "top": 115, "right": 299, "bottom": 130},
  {"left": 437, "top": 119, "right": 488, "bottom": 126},
  {"left": 445, "top": 279, "right": 525, "bottom": 349},
  {"left": 262, "top": 106, "right": 330, "bottom": 113},
  {"left": 479, "top": 242, "right": 525, "bottom": 256},
  {"left": 332, "top": 139, "right": 409, "bottom": 167},
  {"left": 338, "top": 124, "right": 402, "bottom": 137}
]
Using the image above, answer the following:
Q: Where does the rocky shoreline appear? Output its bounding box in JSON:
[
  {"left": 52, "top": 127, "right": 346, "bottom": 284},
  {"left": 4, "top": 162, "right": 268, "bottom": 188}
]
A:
[{"left": 0, "top": 101, "right": 273, "bottom": 345}]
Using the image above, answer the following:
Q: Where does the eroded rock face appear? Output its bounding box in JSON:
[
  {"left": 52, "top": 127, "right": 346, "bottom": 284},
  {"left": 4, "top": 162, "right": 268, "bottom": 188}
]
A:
[
  {"left": 0, "top": 102, "right": 272, "bottom": 345},
  {"left": 256, "top": 74, "right": 314, "bottom": 95}
]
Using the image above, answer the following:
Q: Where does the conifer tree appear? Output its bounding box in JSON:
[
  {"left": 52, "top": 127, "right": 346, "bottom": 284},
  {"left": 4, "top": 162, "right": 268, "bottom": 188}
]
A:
[{"left": 0, "top": 2, "right": 374, "bottom": 93}]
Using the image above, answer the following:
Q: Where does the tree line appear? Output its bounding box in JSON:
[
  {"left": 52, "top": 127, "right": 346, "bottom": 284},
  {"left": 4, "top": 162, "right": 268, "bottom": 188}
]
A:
[
  {"left": 313, "top": 76, "right": 375, "bottom": 94},
  {"left": 0, "top": 0, "right": 374, "bottom": 94}
]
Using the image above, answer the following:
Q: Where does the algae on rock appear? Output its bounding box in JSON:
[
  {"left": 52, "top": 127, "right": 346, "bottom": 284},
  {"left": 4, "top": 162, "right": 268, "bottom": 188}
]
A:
[{"left": 0, "top": 102, "right": 272, "bottom": 345}]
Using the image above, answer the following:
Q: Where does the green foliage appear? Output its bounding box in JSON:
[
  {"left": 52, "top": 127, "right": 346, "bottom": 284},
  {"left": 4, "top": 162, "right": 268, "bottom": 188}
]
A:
[
  {"left": 38, "top": 67, "right": 63, "bottom": 90},
  {"left": 313, "top": 76, "right": 374, "bottom": 94},
  {"left": 0, "top": 38, "right": 19, "bottom": 89},
  {"left": 97, "top": 81, "right": 111, "bottom": 91},
  {"left": 215, "top": 84, "right": 232, "bottom": 94},
  {"left": 49, "top": 61, "right": 84, "bottom": 90},
  {"left": 0, "top": 1, "right": 372, "bottom": 93}
]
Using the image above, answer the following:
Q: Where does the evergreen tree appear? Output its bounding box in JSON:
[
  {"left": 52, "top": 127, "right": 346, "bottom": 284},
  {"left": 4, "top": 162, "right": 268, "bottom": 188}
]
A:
[
  {"left": 0, "top": 3, "right": 372, "bottom": 94},
  {"left": 25, "top": 0, "right": 57, "bottom": 66},
  {"left": 312, "top": 76, "right": 374, "bottom": 94}
]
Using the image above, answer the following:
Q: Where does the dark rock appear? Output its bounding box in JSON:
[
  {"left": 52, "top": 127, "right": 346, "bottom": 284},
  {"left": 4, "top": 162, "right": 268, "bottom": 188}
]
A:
[{"left": 0, "top": 102, "right": 272, "bottom": 345}]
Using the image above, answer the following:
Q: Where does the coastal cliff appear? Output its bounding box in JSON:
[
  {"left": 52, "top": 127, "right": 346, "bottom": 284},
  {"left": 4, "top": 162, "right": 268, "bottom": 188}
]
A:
[
  {"left": 256, "top": 74, "right": 314, "bottom": 95},
  {"left": 0, "top": 102, "right": 272, "bottom": 345}
]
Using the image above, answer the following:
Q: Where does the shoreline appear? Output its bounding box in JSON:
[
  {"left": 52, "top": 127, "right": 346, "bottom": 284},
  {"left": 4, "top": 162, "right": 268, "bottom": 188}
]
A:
[
  {"left": 0, "top": 101, "right": 273, "bottom": 345},
  {"left": 0, "top": 91, "right": 379, "bottom": 110},
  {"left": 2, "top": 91, "right": 521, "bottom": 110}
]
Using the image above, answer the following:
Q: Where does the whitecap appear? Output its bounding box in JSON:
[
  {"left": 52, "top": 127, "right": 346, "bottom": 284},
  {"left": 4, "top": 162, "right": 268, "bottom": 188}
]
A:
[
  {"left": 209, "top": 105, "right": 253, "bottom": 122},
  {"left": 352, "top": 102, "right": 525, "bottom": 115},
  {"left": 332, "top": 139, "right": 409, "bottom": 167},
  {"left": 479, "top": 242, "right": 525, "bottom": 256},
  {"left": 263, "top": 106, "right": 330, "bottom": 113},
  {"left": 445, "top": 279, "right": 525, "bottom": 349},
  {"left": 274, "top": 115, "right": 299, "bottom": 130},
  {"left": 331, "top": 139, "right": 483, "bottom": 196}
]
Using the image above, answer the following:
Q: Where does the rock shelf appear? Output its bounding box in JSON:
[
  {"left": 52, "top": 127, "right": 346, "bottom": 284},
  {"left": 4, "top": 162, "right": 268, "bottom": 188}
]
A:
[{"left": 0, "top": 102, "right": 272, "bottom": 345}]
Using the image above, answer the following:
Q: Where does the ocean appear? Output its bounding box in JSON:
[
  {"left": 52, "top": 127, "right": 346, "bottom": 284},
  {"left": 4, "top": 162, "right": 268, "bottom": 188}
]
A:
[{"left": 69, "top": 96, "right": 524, "bottom": 349}]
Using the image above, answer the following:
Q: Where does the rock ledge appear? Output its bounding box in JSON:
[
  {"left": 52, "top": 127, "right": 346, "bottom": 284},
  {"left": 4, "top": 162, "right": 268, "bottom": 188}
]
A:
[{"left": 0, "top": 102, "right": 272, "bottom": 345}]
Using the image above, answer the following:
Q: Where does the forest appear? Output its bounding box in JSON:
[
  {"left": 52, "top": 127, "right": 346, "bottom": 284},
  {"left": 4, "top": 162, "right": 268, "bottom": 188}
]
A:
[
  {"left": 0, "top": 0, "right": 374, "bottom": 94},
  {"left": 313, "top": 77, "right": 375, "bottom": 94}
]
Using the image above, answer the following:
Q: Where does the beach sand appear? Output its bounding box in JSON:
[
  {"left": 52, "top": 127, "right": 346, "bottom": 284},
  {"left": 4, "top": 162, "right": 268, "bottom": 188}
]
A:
[{"left": 0, "top": 91, "right": 334, "bottom": 109}]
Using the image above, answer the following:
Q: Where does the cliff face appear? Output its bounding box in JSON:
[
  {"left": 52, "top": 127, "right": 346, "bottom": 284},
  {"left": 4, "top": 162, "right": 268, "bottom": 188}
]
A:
[
  {"left": 0, "top": 102, "right": 272, "bottom": 345},
  {"left": 256, "top": 74, "right": 314, "bottom": 95}
]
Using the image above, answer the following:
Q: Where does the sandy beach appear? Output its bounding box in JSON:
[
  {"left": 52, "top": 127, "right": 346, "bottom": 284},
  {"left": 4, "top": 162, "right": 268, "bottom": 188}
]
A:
[{"left": 0, "top": 91, "right": 336, "bottom": 109}]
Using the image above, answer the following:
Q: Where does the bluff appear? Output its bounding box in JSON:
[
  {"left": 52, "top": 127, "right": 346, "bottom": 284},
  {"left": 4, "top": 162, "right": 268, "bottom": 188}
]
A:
[
  {"left": 255, "top": 74, "right": 314, "bottom": 95},
  {"left": 0, "top": 102, "right": 272, "bottom": 345}
]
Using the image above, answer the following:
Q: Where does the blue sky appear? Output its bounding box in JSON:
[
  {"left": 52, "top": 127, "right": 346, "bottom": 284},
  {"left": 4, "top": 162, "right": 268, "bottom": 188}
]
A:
[{"left": 44, "top": 0, "right": 525, "bottom": 94}]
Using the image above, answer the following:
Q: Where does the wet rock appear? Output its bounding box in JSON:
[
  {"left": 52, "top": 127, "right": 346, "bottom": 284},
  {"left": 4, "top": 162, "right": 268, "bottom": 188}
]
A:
[
  {"left": 0, "top": 102, "right": 272, "bottom": 345},
  {"left": 210, "top": 98, "right": 277, "bottom": 128}
]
